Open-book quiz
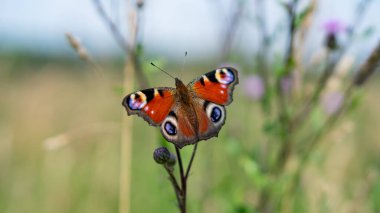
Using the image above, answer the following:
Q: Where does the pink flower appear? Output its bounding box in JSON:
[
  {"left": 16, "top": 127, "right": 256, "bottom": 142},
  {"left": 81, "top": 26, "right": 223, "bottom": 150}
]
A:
[
  {"left": 323, "top": 19, "right": 346, "bottom": 35},
  {"left": 281, "top": 76, "right": 293, "bottom": 94},
  {"left": 243, "top": 75, "right": 265, "bottom": 101},
  {"left": 321, "top": 91, "right": 345, "bottom": 115}
]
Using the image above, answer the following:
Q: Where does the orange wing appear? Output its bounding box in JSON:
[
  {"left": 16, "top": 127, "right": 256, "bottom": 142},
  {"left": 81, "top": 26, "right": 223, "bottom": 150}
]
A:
[
  {"left": 189, "top": 67, "right": 239, "bottom": 105},
  {"left": 122, "top": 88, "right": 175, "bottom": 126}
]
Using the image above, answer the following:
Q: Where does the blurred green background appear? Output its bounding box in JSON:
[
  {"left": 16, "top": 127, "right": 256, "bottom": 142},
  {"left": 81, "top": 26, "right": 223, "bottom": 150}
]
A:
[
  {"left": 1, "top": 57, "right": 380, "bottom": 213},
  {"left": 1, "top": 0, "right": 380, "bottom": 212}
]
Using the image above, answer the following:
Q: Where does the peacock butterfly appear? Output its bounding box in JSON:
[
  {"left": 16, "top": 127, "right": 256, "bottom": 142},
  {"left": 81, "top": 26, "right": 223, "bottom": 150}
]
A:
[{"left": 122, "top": 67, "right": 239, "bottom": 148}]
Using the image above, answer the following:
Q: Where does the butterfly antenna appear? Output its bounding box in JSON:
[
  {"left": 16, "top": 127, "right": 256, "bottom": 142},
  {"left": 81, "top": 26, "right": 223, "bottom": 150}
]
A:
[
  {"left": 150, "top": 62, "right": 176, "bottom": 80},
  {"left": 180, "top": 51, "right": 187, "bottom": 79}
]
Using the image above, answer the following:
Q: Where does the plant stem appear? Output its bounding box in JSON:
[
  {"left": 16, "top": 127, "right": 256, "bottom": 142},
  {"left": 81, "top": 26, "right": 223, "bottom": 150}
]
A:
[
  {"left": 175, "top": 146, "right": 186, "bottom": 213},
  {"left": 165, "top": 144, "right": 199, "bottom": 213},
  {"left": 164, "top": 165, "right": 182, "bottom": 207},
  {"left": 185, "top": 143, "right": 198, "bottom": 179},
  {"left": 291, "top": 51, "right": 334, "bottom": 127},
  {"left": 274, "top": 0, "right": 299, "bottom": 172},
  {"left": 92, "top": 0, "right": 149, "bottom": 88},
  {"left": 119, "top": 55, "right": 135, "bottom": 213},
  {"left": 220, "top": 0, "right": 244, "bottom": 60}
]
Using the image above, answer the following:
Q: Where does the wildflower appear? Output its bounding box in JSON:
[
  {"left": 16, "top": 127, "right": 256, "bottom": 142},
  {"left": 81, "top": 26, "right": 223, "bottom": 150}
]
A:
[
  {"left": 153, "top": 147, "right": 171, "bottom": 164},
  {"left": 243, "top": 75, "right": 265, "bottom": 100},
  {"left": 321, "top": 91, "right": 344, "bottom": 115},
  {"left": 323, "top": 19, "right": 346, "bottom": 50},
  {"left": 281, "top": 75, "right": 293, "bottom": 95},
  {"left": 324, "top": 20, "right": 346, "bottom": 35}
]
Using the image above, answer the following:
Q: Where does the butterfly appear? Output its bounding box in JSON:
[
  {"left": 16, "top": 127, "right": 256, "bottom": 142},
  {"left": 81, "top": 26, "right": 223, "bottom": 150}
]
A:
[{"left": 122, "top": 67, "right": 239, "bottom": 148}]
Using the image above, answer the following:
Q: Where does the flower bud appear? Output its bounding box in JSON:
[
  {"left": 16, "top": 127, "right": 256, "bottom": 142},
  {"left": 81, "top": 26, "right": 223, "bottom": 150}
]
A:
[
  {"left": 325, "top": 33, "right": 338, "bottom": 50},
  {"left": 323, "top": 20, "right": 345, "bottom": 50},
  {"left": 136, "top": 0, "right": 144, "bottom": 8},
  {"left": 153, "top": 147, "right": 170, "bottom": 164},
  {"left": 165, "top": 153, "right": 176, "bottom": 168}
]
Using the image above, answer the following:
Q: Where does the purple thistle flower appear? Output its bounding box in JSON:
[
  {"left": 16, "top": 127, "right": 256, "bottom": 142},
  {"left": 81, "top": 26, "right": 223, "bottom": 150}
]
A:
[
  {"left": 321, "top": 91, "right": 345, "bottom": 115},
  {"left": 243, "top": 75, "right": 265, "bottom": 101},
  {"left": 323, "top": 19, "right": 346, "bottom": 35},
  {"left": 323, "top": 19, "right": 346, "bottom": 50}
]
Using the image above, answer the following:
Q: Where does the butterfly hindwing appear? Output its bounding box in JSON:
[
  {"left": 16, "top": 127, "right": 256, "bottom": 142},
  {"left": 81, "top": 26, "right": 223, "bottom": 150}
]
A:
[
  {"left": 122, "top": 87, "right": 175, "bottom": 126},
  {"left": 159, "top": 97, "right": 227, "bottom": 148},
  {"left": 160, "top": 104, "right": 198, "bottom": 148},
  {"left": 188, "top": 67, "right": 239, "bottom": 106},
  {"left": 194, "top": 98, "right": 226, "bottom": 140}
]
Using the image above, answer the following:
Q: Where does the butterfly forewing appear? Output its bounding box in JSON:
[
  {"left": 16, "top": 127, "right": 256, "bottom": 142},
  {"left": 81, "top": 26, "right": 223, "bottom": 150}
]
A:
[
  {"left": 188, "top": 67, "right": 239, "bottom": 106},
  {"left": 122, "top": 87, "right": 175, "bottom": 126}
]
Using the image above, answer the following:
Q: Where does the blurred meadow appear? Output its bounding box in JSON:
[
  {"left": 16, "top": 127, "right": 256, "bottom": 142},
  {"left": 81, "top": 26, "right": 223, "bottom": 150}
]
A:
[{"left": 1, "top": 0, "right": 380, "bottom": 212}]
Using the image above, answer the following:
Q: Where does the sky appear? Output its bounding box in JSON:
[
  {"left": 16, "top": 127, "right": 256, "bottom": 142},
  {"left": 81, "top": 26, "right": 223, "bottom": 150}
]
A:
[{"left": 1, "top": 0, "right": 379, "bottom": 61}]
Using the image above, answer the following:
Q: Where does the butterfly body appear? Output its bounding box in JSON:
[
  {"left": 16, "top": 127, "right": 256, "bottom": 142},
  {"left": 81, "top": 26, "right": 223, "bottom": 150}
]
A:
[{"left": 122, "top": 67, "right": 238, "bottom": 148}]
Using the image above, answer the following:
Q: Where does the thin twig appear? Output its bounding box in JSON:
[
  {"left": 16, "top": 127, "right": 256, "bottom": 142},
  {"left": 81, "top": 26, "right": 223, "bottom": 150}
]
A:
[
  {"left": 164, "top": 165, "right": 182, "bottom": 206},
  {"left": 92, "top": 0, "right": 130, "bottom": 52},
  {"left": 274, "top": 0, "right": 299, "bottom": 172},
  {"left": 283, "top": 0, "right": 298, "bottom": 74},
  {"left": 185, "top": 143, "right": 198, "bottom": 179},
  {"left": 220, "top": 0, "right": 245, "bottom": 60},
  {"left": 175, "top": 146, "right": 186, "bottom": 213},
  {"left": 353, "top": 41, "right": 380, "bottom": 86},
  {"left": 92, "top": 0, "right": 149, "bottom": 88},
  {"left": 175, "top": 147, "right": 185, "bottom": 184},
  {"left": 255, "top": 0, "right": 272, "bottom": 115},
  {"left": 291, "top": 51, "right": 335, "bottom": 126}
]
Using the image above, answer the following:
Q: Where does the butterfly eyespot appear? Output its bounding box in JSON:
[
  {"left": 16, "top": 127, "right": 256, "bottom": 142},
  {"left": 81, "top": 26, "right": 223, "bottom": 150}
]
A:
[
  {"left": 161, "top": 116, "right": 178, "bottom": 139},
  {"left": 216, "top": 68, "right": 234, "bottom": 84},
  {"left": 205, "top": 102, "right": 225, "bottom": 125},
  {"left": 128, "top": 92, "right": 147, "bottom": 110},
  {"left": 210, "top": 107, "right": 222, "bottom": 122},
  {"left": 164, "top": 121, "right": 177, "bottom": 135}
]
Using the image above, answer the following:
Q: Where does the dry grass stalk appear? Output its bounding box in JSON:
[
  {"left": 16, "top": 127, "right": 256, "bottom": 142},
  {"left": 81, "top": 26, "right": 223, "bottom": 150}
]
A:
[
  {"left": 65, "top": 32, "right": 105, "bottom": 80},
  {"left": 119, "top": 59, "right": 134, "bottom": 213}
]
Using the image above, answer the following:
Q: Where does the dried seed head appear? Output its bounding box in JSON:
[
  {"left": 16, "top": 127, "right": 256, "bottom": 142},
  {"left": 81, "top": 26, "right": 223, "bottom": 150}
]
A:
[
  {"left": 153, "top": 147, "right": 171, "bottom": 164},
  {"left": 165, "top": 153, "right": 176, "bottom": 168},
  {"left": 65, "top": 32, "right": 89, "bottom": 60}
]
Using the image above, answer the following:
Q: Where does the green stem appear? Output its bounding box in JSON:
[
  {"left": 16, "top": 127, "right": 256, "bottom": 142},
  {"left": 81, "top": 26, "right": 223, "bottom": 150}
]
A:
[{"left": 175, "top": 147, "right": 186, "bottom": 213}]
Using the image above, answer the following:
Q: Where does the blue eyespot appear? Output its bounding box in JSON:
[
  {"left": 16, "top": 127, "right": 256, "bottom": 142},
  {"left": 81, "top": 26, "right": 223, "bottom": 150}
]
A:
[
  {"left": 210, "top": 107, "right": 222, "bottom": 122},
  {"left": 164, "top": 122, "right": 177, "bottom": 135}
]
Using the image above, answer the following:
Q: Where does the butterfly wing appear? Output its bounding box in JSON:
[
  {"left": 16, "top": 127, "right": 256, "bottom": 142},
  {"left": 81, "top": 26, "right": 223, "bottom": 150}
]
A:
[
  {"left": 122, "top": 67, "right": 238, "bottom": 148},
  {"left": 159, "top": 98, "right": 226, "bottom": 148},
  {"left": 188, "top": 67, "right": 238, "bottom": 142},
  {"left": 159, "top": 103, "right": 198, "bottom": 147},
  {"left": 122, "top": 87, "right": 175, "bottom": 126},
  {"left": 194, "top": 98, "right": 227, "bottom": 140},
  {"left": 188, "top": 67, "right": 239, "bottom": 106}
]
